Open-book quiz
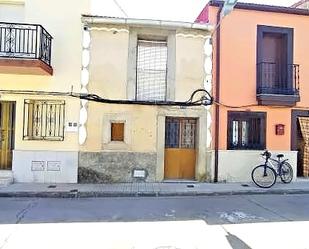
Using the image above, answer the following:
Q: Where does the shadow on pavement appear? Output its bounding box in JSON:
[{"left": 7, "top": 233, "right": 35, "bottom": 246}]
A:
[{"left": 225, "top": 231, "right": 252, "bottom": 249}]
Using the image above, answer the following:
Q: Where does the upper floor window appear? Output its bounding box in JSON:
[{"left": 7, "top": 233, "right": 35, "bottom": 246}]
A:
[
  {"left": 136, "top": 39, "right": 168, "bottom": 101},
  {"left": 227, "top": 111, "right": 266, "bottom": 150},
  {"left": 23, "top": 100, "right": 65, "bottom": 141},
  {"left": 257, "top": 25, "right": 296, "bottom": 95}
]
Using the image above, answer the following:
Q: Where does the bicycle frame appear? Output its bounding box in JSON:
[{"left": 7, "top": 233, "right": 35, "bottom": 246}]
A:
[{"left": 265, "top": 157, "right": 289, "bottom": 176}]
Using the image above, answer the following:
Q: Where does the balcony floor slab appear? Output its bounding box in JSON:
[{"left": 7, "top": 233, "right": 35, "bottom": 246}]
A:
[
  {"left": 257, "top": 93, "right": 300, "bottom": 106},
  {"left": 0, "top": 58, "right": 53, "bottom": 75}
]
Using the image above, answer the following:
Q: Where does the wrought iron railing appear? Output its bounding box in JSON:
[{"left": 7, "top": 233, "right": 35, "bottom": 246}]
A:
[
  {"left": 0, "top": 22, "right": 52, "bottom": 66},
  {"left": 257, "top": 62, "right": 299, "bottom": 95}
]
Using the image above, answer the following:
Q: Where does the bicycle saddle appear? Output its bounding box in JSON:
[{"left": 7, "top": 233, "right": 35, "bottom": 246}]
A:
[{"left": 277, "top": 154, "right": 284, "bottom": 158}]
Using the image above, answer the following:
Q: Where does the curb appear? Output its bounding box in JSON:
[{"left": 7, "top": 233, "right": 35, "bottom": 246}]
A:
[{"left": 0, "top": 189, "right": 308, "bottom": 198}]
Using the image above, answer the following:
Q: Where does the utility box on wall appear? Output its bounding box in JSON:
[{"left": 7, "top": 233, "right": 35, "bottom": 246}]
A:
[{"left": 275, "top": 124, "right": 285, "bottom": 135}]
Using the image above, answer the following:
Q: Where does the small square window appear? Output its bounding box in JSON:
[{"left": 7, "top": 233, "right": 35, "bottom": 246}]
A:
[{"left": 111, "top": 122, "right": 125, "bottom": 142}]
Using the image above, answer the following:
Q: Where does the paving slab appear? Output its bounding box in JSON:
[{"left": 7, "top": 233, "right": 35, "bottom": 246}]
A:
[{"left": 0, "top": 180, "right": 309, "bottom": 198}]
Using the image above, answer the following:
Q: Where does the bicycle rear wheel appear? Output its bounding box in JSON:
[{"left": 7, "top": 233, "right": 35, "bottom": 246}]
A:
[
  {"left": 251, "top": 165, "right": 277, "bottom": 188},
  {"left": 280, "top": 162, "right": 293, "bottom": 184}
]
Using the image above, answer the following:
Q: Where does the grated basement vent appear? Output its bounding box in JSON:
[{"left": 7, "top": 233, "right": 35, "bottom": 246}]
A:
[{"left": 132, "top": 168, "right": 148, "bottom": 180}]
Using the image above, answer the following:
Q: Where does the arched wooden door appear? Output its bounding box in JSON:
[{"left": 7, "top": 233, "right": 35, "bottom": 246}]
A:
[
  {"left": 164, "top": 117, "right": 197, "bottom": 180},
  {"left": 0, "top": 102, "right": 15, "bottom": 170}
]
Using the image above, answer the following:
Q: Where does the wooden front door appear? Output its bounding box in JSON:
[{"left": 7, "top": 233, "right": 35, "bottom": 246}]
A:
[
  {"left": 0, "top": 102, "right": 15, "bottom": 170},
  {"left": 164, "top": 117, "right": 197, "bottom": 180}
]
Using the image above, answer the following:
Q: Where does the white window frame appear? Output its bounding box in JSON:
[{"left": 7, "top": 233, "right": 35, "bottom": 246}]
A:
[{"left": 102, "top": 113, "right": 131, "bottom": 150}]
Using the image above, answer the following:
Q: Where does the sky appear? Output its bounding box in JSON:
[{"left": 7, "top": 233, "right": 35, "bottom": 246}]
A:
[{"left": 91, "top": 0, "right": 298, "bottom": 22}]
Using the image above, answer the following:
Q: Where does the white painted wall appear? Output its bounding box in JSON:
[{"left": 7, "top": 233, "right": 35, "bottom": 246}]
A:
[
  {"left": 0, "top": 3, "right": 25, "bottom": 22},
  {"left": 13, "top": 151, "right": 78, "bottom": 183},
  {"left": 207, "top": 150, "right": 298, "bottom": 183}
]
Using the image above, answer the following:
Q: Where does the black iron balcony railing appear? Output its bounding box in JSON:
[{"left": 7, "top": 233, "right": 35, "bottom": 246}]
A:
[
  {"left": 0, "top": 22, "right": 52, "bottom": 66},
  {"left": 257, "top": 62, "right": 299, "bottom": 95}
]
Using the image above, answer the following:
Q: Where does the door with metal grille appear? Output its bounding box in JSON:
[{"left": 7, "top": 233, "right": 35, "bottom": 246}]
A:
[
  {"left": 164, "top": 117, "right": 197, "bottom": 180},
  {"left": 0, "top": 102, "right": 15, "bottom": 170}
]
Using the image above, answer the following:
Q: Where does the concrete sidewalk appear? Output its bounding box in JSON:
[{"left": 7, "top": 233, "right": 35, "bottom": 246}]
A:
[{"left": 1, "top": 180, "right": 309, "bottom": 198}]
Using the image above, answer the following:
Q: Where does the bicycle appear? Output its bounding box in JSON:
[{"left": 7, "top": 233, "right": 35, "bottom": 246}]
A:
[{"left": 251, "top": 150, "right": 293, "bottom": 188}]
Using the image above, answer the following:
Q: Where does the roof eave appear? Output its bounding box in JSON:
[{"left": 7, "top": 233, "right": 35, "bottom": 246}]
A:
[
  {"left": 208, "top": 0, "right": 309, "bottom": 16},
  {"left": 81, "top": 15, "right": 214, "bottom": 32}
]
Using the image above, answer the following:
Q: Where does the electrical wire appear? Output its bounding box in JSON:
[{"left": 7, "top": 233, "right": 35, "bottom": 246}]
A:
[
  {"left": 2, "top": 89, "right": 306, "bottom": 110},
  {"left": 214, "top": 100, "right": 309, "bottom": 110},
  {"left": 113, "top": 0, "right": 128, "bottom": 17},
  {"left": 0, "top": 89, "right": 213, "bottom": 107},
  {"left": 214, "top": 101, "right": 260, "bottom": 109}
]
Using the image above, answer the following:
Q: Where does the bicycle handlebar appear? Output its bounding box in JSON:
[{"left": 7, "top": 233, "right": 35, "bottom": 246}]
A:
[{"left": 261, "top": 150, "right": 271, "bottom": 158}]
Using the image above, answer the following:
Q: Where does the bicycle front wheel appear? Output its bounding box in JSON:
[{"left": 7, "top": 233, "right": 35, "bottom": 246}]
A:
[
  {"left": 251, "top": 165, "right": 277, "bottom": 188},
  {"left": 280, "top": 162, "right": 293, "bottom": 184}
]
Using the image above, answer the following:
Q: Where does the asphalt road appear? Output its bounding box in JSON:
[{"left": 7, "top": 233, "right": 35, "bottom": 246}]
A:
[{"left": 0, "top": 194, "right": 309, "bottom": 249}]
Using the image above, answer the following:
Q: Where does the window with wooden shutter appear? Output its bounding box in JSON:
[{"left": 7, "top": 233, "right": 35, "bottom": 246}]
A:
[{"left": 111, "top": 122, "right": 125, "bottom": 142}]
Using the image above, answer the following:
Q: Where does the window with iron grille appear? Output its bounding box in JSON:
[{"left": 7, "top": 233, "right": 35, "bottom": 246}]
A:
[
  {"left": 165, "top": 118, "right": 197, "bottom": 149},
  {"left": 227, "top": 112, "right": 266, "bottom": 150},
  {"left": 23, "top": 100, "right": 65, "bottom": 141},
  {"left": 136, "top": 39, "right": 168, "bottom": 101}
]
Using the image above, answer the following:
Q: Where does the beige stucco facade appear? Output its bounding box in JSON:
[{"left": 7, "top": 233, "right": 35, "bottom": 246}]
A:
[
  {"left": 0, "top": 0, "right": 91, "bottom": 182},
  {"left": 79, "top": 17, "right": 212, "bottom": 182}
]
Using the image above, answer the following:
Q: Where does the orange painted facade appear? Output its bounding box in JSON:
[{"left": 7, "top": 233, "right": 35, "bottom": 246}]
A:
[{"left": 202, "top": 3, "right": 309, "bottom": 151}]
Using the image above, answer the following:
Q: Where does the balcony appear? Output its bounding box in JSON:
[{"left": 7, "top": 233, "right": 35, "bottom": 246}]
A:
[
  {"left": 256, "top": 62, "right": 300, "bottom": 106},
  {"left": 0, "top": 22, "right": 53, "bottom": 75}
]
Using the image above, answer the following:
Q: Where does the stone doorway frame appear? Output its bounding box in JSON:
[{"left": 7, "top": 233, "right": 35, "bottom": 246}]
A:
[{"left": 155, "top": 107, "right": 207, "bottom": 182}]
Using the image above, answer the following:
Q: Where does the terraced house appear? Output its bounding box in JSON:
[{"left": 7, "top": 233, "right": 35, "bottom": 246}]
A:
[
  {"left": 196, "top": 0, "right": 309, "bottom": 182},
  {"left": 79, "top": 16, "right": 213, "bottom": 182},
  {"left": 0, "top": 0, "right": 91, "bottom": 184}
]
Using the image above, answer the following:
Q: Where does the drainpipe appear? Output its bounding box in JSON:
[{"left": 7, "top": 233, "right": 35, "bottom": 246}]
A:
[{"left": 214, "top": 4, "right": 223, "bottom": 183}]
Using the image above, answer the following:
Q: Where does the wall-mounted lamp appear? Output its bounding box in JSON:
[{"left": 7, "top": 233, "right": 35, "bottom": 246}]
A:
[
  {"left": 220, "top": 0, "right": 238, "bottom": 19},
  {"left": 227, "top": 0, "right": 238, "bottom": 4}
]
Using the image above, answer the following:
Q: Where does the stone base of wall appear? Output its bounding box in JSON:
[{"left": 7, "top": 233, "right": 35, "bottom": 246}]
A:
[
  {"left": 78, "top": 152, "right": 157, "bottom": 183},
  {"left": 78, "top": 167, "right": 113, "bottom": 184}
]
